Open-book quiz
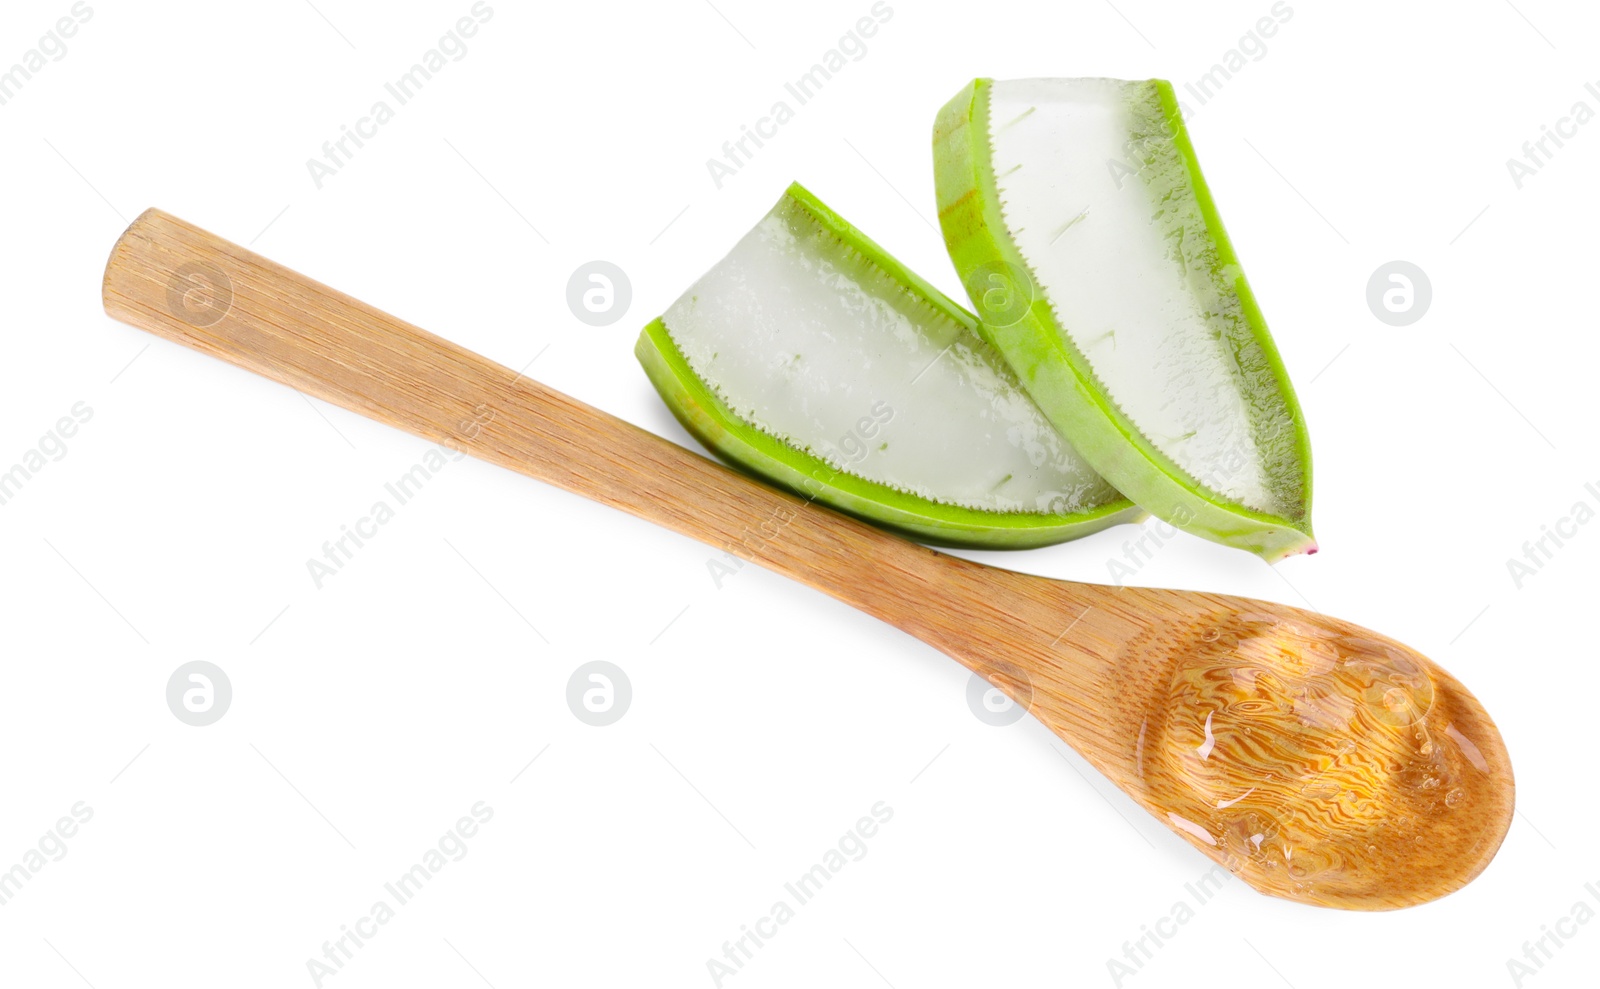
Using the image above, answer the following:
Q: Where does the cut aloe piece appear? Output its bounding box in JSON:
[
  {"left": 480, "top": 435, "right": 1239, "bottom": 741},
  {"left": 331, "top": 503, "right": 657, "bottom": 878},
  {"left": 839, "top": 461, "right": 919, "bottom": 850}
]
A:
[
  {"left": 636, "top": 183, "right": 1142, "bottom": 549},
  {"left": 933, "top": 78, "right": 1315, "bottom": 561}
]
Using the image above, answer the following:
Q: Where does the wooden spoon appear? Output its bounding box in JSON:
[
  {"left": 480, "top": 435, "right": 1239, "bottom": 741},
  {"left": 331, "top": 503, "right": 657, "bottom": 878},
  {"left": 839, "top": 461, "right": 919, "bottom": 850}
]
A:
[{"left": 101, "top": 209, "right": 1513, "bottom": 910}]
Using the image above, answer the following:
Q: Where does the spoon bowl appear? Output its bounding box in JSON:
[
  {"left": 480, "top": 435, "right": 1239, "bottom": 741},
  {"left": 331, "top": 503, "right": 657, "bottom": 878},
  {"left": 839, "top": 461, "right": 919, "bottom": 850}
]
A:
[
  {"left": 1131, "top": 608, "right": 1509, "bottom": 910},
  {"left": 101, "top": 208, "right": 1514, "bottom": 910}
]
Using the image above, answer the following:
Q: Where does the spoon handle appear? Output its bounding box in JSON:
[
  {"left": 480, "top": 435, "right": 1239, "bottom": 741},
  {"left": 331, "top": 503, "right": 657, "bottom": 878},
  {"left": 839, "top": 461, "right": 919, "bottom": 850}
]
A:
[{"left": 102, "top": 208, "right": 956, "bottom": 623}]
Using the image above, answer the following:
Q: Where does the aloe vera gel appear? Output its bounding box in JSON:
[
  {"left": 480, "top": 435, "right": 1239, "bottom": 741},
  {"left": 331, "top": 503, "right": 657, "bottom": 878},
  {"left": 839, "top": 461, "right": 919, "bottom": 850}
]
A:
[{"left": 987, "top": 79, "right": 1292, "bottom": 511}]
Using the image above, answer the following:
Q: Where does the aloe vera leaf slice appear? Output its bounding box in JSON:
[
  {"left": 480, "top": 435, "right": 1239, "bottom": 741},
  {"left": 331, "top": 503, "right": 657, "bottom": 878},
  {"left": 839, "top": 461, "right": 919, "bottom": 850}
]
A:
[
  {"left": 636, "top": 182, "right": 1143, "bottom": 550},
  {"left": 933, "top": 78, "right": 1315, "bottom": 562}
]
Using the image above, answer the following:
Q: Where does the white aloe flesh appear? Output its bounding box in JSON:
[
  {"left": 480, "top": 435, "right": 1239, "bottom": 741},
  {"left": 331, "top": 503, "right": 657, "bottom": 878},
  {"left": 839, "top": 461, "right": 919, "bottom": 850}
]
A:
[
  {"left": 935, "top": 78, "right": 1314, "bottom": 560},
  {"left": 643, "top": 185, "right": 1138, "bottom": 547}
]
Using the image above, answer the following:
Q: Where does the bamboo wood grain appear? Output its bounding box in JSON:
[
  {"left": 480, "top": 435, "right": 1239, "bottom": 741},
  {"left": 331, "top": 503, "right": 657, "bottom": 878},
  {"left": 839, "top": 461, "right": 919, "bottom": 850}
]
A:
[{"left": 102, "top": 209, "right": 1513, "bottom": 910}]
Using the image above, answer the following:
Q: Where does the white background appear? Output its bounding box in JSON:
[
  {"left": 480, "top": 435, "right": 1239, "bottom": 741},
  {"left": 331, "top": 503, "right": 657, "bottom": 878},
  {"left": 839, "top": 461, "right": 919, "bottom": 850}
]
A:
[{"left": 1, "top": 0, "right": 1596, "bottom": 986}]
